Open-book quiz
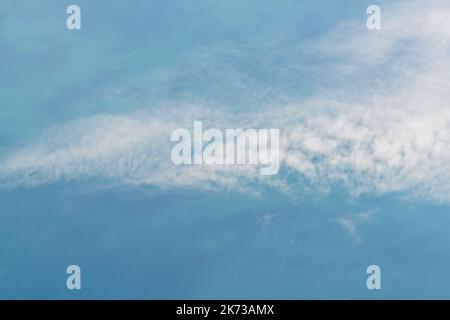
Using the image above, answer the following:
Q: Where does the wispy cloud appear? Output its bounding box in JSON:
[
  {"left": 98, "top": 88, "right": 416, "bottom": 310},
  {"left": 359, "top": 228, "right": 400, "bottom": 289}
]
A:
[
  {"left": 1, "top": 1, "right": 450, "bottom": 203},
  {"left": 331, "top": 209, "right": 378, "bottom": 241},
  {"left": 257, "top": 213, "right": 277, "bottom": 230}
]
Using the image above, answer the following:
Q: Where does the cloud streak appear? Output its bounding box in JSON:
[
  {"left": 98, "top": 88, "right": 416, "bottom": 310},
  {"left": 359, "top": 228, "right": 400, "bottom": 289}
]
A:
[
  {"left": 331, "top": 209, "right": 378, "bottom": 241},
  {"left": 2, "top": 1, "right": 450, "bottom": 203}
]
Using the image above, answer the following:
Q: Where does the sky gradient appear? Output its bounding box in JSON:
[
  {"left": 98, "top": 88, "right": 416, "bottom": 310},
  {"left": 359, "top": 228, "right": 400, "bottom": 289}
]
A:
[{"left": 1, "top": 0, "right": 450, "bottom": 299}]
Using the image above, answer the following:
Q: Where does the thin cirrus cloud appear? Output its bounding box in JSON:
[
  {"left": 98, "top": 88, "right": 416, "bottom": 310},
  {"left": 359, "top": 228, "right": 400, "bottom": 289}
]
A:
[
  {"left": 1, "top": 1, "right": 450, "bottom": 203},
  {"left": 330, "top": 209, "right": 378, "bottom": 241}
]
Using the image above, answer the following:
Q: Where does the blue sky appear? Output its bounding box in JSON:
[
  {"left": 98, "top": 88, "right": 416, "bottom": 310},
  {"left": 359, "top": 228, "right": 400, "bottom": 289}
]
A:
[{"left": 1, "top": 0, "right": 450, "bottom": 299}]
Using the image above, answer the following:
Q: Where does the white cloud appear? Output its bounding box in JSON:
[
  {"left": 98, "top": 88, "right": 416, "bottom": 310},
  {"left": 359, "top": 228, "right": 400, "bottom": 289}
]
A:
[
  {"left": 331, "top": 209, "right": 378, "bottom": 241},
  {"left": 1, "top": 1, "right": 450, "bottom": 203}
]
